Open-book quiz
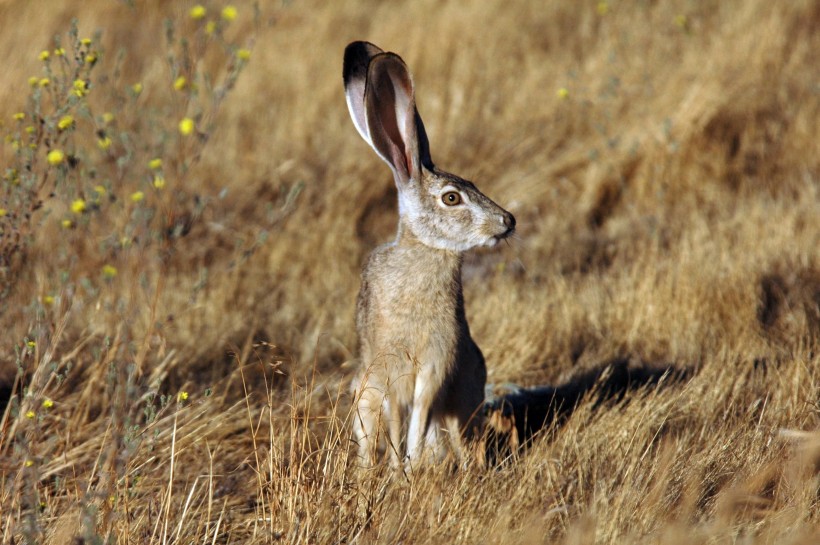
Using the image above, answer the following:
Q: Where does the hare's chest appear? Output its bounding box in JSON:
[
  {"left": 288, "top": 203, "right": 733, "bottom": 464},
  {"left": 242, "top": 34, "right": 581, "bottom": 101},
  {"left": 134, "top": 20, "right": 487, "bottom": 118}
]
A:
[
  {"left": 364, "top": 255, "right": 461, "bottom": 352},
  {"left": 373, "top": 273, "right": 456, "bottom": 329}
]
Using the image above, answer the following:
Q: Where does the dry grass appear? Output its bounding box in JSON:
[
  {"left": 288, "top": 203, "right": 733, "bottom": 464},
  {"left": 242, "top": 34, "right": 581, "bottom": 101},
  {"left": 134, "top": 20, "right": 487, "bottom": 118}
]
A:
[{"left": 0, "top": 0, "right": 818, "bottom": 543}]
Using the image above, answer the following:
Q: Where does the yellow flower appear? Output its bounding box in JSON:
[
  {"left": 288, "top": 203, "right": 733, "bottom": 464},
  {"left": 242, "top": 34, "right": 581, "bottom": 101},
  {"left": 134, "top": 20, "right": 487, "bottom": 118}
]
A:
[
  {"left": 153, "top": 174, "right": 166, "bottom": 189},
  {"left": 221, "top": 6, "right": 237, "bottom": 21},
  {"left": 71, "top": 199, "right": 86, "bottom": 214},
  {"left": 47, "top": 149, "right": 65, "bottom": 166},
  {"left": 86, "top": 53, "right": 97, "bottom": 65},
  {"left": 0, "top": 209, "right": 6, "bottom": 217},
  {"left": 130, "top": 190, "right": 145, "bottom": 202},
  {"left": 54, "top": 47, "right": 65, "bottom": 56},
  {"left": 675, "top": 14, "right": 688, "bottom": 28},
  {"left": 61, "top": 219, "right": 73, "bottom": 229},
  {"left": 25, "top": 126, "right": 35, "bottom": 134},
  {"left": 25, "top": 410, "right": 35, "bottom": 418},
  {"left": 39, "top": 50, "right": 50, "bottom": 61},
  {"left": 102, "top": 112, "right": 115, "bottom": 124},
  {"left": 81, "top": 38, "right": 92, "bottom": 46},
  {"left": 557, "top": 87, "right": 569, "bottom": 99},
  {"left": 43, "top": 295, "right": 55, "bottom": 305},
  {"left": 597, "top": 1, "right": 609, "bottom": 15},
  {"left": 177, "top": 391, "right": 189, "bottom": 402},
  {"left": 13, "top": 112, "right": 25, "bottom": 121},
  {"left": 25, "top": 460, "right": 34, "bottom": 467},
  {"left": 43, "top": 398, "right": 54, "bottom": 408},
  {"left": 190, "top": 5, "right": 206, "bottom": 19},
  {"left": 148, "top": 158, "right": 163, "bottom": 169},
  {"left": 97, "top": 136, "right": 112, "bottom": 150},
  {"left": 26, "top": 340, "right": 36, "bottom": 348},
  {"left": 178, "top": 117, "right": 195, "bottom": 136},
  {"left": 132, "top": 82, "right": 143, "bottom": 95},
  {"left": 39, "top": 78, "right": 50, "bottom": 87},
  {"left": 205, "top": 21, "right": 217, "bottom": 34},
  {"left": 28, "top": 76, "right": 39, "bottom": 87},
  {"left": 57, "top": 115, "right": 75, "bottom": 130},
  {"left": 94, "top": 185, "right": 106, "bottom": 195},
  {"left": 173, "top": 76, "right": 187, "bottom": 91},
  {"left": 73, "top": 79, "right": 88, "bottom": 97},
  {"left": 102, "top": 264, "right": 117, "bottom": 279},
  {"left": 237, "top": 48, "right": 251, "bottom": 61}
]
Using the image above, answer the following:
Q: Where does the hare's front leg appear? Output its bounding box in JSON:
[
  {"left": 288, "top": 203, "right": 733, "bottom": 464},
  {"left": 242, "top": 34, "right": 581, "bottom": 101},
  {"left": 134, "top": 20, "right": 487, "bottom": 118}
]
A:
[
  {"left": 352, "top": 382, "right": 382, "bottom": 466},
  {"left": 406, "top": 407, "right": 428, "bottom": 467},
  {"left": 406, "top": 371, "right": 438, "bottom": 466}
]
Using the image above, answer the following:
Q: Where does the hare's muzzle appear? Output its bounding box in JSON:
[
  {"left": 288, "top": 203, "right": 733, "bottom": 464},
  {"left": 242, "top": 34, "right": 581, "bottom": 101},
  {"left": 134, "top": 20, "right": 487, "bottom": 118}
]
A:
[
  {"left": 485, "top": 211, "right": 515, "bottom": 247},
  {"left": 498, "top": 211, "right": 516, "bottom": 239}
]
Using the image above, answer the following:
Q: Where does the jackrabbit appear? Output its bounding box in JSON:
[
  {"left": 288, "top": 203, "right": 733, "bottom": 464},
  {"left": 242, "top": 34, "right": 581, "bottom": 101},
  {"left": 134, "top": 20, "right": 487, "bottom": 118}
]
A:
[{"left": 344, "top": 41, "right": 515, "bottom": 468}]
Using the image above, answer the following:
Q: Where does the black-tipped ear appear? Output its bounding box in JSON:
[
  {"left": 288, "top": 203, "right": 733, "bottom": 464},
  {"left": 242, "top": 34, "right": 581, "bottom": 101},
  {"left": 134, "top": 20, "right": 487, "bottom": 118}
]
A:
[
  {"left": 343, "top": 41, "right": 383, "bottom": 87},
  {"left": 343, "top": 41, "right": 384, "bottom": 142},
  {"left": 343, "top": 42, "right": 434, "bottom": 182}
]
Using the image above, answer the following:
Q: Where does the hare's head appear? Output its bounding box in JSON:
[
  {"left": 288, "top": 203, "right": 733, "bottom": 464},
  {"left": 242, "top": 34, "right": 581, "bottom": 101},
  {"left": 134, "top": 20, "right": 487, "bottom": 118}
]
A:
[{"left": 343, "top": 42, "right": 515, "bottom": 252}]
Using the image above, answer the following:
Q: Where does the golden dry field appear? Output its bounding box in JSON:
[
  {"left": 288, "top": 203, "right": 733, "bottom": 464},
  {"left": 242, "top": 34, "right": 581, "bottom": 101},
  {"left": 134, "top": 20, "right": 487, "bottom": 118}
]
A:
[{"left": 1, "top": 0, "right": 819, "bottom": 543}]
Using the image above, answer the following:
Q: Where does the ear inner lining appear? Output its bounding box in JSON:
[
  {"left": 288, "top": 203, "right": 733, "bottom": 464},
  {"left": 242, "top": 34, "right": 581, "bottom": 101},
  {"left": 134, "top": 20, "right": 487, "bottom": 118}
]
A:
[{"left": 364, "top": 54, "right": 420, "bottom": 184}]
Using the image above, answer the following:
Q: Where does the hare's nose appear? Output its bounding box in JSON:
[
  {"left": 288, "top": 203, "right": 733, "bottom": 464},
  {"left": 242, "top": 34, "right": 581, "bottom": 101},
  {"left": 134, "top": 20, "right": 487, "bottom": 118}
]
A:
[{"left": 502, "top": 212, "right": 516, "bottom": 232}]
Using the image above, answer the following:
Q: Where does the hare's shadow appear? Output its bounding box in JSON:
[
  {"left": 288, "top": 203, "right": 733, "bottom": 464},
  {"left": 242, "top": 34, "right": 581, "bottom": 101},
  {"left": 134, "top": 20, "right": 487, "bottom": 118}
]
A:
[{"left": 482, "top": 357, "right": 690, "bottom": 461}]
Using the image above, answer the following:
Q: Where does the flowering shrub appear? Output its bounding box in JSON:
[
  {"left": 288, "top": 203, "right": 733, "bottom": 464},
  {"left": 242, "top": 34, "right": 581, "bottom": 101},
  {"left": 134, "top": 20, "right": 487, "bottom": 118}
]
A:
[
  {"left": 1, "top": 6, "right": 253, "bottom": 298},
  {"left": 1, "top": 6, "right": 258, "bottom": 540}
]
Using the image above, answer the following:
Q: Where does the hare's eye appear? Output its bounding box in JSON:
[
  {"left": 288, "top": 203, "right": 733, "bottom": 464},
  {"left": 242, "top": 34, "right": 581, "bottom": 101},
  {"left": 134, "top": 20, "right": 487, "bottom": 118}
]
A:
[{"left": 442, "top": 191, "right": 462, "bottom": 206}]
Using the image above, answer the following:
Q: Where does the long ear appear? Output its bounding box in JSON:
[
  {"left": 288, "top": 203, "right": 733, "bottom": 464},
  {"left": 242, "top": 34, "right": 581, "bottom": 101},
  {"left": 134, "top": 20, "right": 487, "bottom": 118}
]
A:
[
  {"left": 343, "top": 41, "right": 384, "bottom": 142},
  {"left": 363, "top": 53, "right": 421, "bottom": 184}
]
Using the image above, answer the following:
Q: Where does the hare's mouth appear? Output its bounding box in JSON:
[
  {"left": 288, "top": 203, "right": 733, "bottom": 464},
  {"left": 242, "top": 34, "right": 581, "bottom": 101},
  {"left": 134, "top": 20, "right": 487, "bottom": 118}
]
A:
[
  {"left": 486, "top": 227, "right": 514, "bottom": 247},
  {"left": 488, "top": 212, "right": 516, "bottom": 247}
]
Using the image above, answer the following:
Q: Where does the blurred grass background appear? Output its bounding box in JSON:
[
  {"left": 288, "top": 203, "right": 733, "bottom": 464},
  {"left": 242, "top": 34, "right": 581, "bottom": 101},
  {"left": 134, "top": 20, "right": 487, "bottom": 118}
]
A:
[{"left": 0, "top": 0, "right": 818, "bottom": 543}]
